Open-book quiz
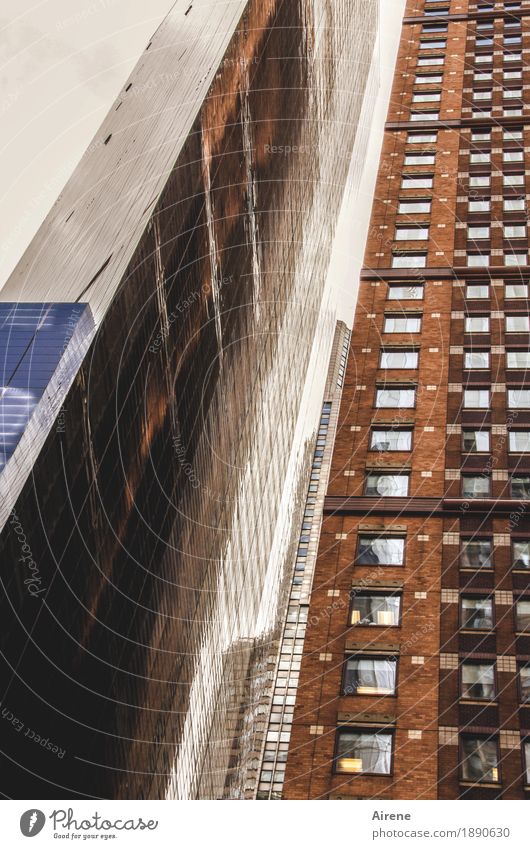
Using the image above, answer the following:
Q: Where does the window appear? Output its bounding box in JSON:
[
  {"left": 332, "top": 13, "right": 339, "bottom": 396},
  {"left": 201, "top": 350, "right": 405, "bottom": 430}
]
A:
[
  {"left": 401, "top": 175, "right": 433, "bottom": 189},
  {"left": 462, "top": 475, "right": 490, "bottom": 498},
  {"left": 375, "top": 386, "right": 415, "bottom": 408},
  {"left": 510, "top": 432, "right": 530, "bottom": 452},
  {"left": 504, "top": 173, "right": 525, "bottom": 186},
  {"left": 470, "top": 175, "right": 490, "bottom": 187},
  {"left": 505, "top": 252, "right": 527, "bottom": 266},
  {"left": 508, "top": 389, "right": 530, "bottom": 408},
  {"left": 504, "top": 129, "right": 523, "bottom": 141},
  {"left": 464, "top": 388, "right": 490, "bottom": 408},
  {"left": 466, "top": 284, "right": 489, "bottom": 300},
  {"left": 414, "top": 75, "right": 443, "bottom": 85},
  {"left": 412, "top": 91, "right": 441, "bottom": 103},
  {"left": 370, "top": 428, "right": 413, "bottom": 452},
  {"left": 504, "top": 224, "right": 526, "bottom": 237},
  {"left": 356, "top": 535, "right": 405, "bottom": 565},
  {"left": 461, "top": 596, "right": 494, "bottom": 630},
  {"left": 513, "top": 540, "right": 530, "bottom": 570},
  {"left": 365, "top": 472, "right": 409, "bottom": 497},
  {"left": 467, "top": 254, "right": 490, "bottom": 267},
  {"left": 506, "top": 315, "right": 530, "bottom": 332},
  {"left": 505, "top": 35, "right": 522, "bottom": 45},
  {"left": 404, "top": 153, "right": 436, "bottom": 166},
  {"left": 476, "top": 21, "right": 493, "bottom": 32},
  {"left": 504, "top": 197, "right": 525, "bottom": 211},
  {"left": 475, "top": 54, "right": 493, "bottom": 64},
  {"left": 473, "top": 90, "right": 491, "bottom": 101},
  {"left": 398, "top": 199, "right": 432, "bottom": 214},
  {"left": 407, "top": 132, "right": 437, "bottom": 143},
  {"left": 343, "top": 656, "right": 397, "bottom": 696},
  {"left": 469, "top": 199, "right": 490, "bottom": 212},
  {"left": 465, "top": 316, "right": 489, "bottom": 332},
  {"left": 516, "top": 599, "right": 530, "bottom": 632},
  {"left": 511, "top": 474, "right": 530, "bottom": 498},
  {"left": 507, "top": 351, "right": 530, "bottom": 368},
  {"left": 464, "top": 351, "right": 490, "bottom": 370},
  {"left": 505, "top": 283, "right": 528, "bottom": 298},
  {"left": 395, "top": 225, "right": 429, "bottom": 240},
  {"left": 463, "top": 429, "right": 490, "bottom": 452},
  {"left": 387, "top": 284, "right": 424, "bottom": 300},
  {"left": 417, "top": 56, "right": 445, "bottom": 67},
  {"left": 470, "top": 152, "right": 490, "bottom": 164},
  {"left": 504, "top": 88, "right": 522, "bottom": 99},
  {"left": 471, "top": 129, "right": 491, "bottom": 141},
  {"left": 380, "top": 349, "right": 419, "bottom": 369},
  {"left": 383, "top": 315, "right": 422, "bottom": 333},
  {"left": 504, "top": 70, "right": 522, "bottom": 80},
  {"left": 410, "top": 111, "right": 439, "bottom": 122},
  {"left": 425, "top": 4, "right": 449, "bottom": 13},
  {"left": 461, "top": 663, "right": 495, "bottom": 700},
  {"left": 392, "top": 253, "right": 427, "bottom": 268},
  {"left": 350, "top": 591, "right": 402, "bottom": 627},
  {"left": 504, "top": 107, "right": 523, "bottom": 117},
  {"left": 474, "top": 72, "right": 492, "bottom": 82},
  {"left": 468, "top": 226, "right": 490, "bottom": 240},
  {"left": 503, "top": 151, "right": 524, "bottom": 163},
  {"left": 461, "top": 737, "right": 499, "bottom": 784},
  {"left": 419, "top": 39, "right": 447, "bottom": 49},
  {"left": 476, "top": 37, "right": 494, "bottom": 47},
  {"left": 422, "top": 23, "right": 447, "bottom": 33},
  {"left": 461, "top": 538, "right": 492, "bottom": 569},
  {"left": 335, "top": 728, "right": 393, "bottom": 775},
  {"left": 519, "top": 665, "right": 530, "bottom": 701}
]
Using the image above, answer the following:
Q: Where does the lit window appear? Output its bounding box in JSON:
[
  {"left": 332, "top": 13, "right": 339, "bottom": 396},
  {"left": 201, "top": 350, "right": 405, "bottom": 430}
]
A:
[
  {"left": 468, "top": 226, "right": 489, "bottom": 239},
  {"left": 461, "top": 737, "right": 500, "bottom": 784},
  {"left": 467, "top": 254, "right": 490, "bottom": 267},
  {"left": 412, "top": 91, "right": 441, "bottom": 103},
  {"left": 503, "top": 151, "right": 524, "bottom": 163},
  {"left": 463, "top": 429, "right": 490, "bottom": 452},
  {"left": 464, "top": 388, "right": 490, "bottom": 408},
  {"left": 469, "top": 199, "right": 490, "bottom": 212},
  {"left": 380, "top": 349, "right": 419, "bottom": 368},
  {"left": 513, "top": 541, "right": 530, "bottom": 571},
  {"left": 365, "top": 472, "right": 409, "bottom": 497},
  {"left": 387, "top": 284, "right": 424, "bottom": 300},
  {"left": 461, "top": 596, "right": 494, "bottom": 630},
  {"left": 470, "top": 152, "right": 490, "bottom": 164},
  {"left": 392, "top": 253, "right": 427, "bottom": 268},
  {"left": 383, "top": 315, "right": 422, "bottom": 333},
  {"left": 504, "top": 173, "right": 525, "bottom": 186},
  {"left": 376, "top": 387, "right": 415, "bottom": 408},
  {"left": 356, "top": 535, "right": 405, "bottom": 566},
  {"left": 504, "top": 224, "right": 526, "bottom": 237},
  {"left": 509, "top": 432, "right": 530, "bottom": 452},
  {"left": 404, "top": 153, "right": 435, "bottom": 166},
  {"left": 505, "top": 252, "right": 527, "bottom": 266},
  {"left": 461, "top": 538, "right": 492, "bottom": 568},
  {"left": 398, "top": 199, "right": 432, "bottom": 213},
  {"left": 464, "top": 352, "right": 490, "bottom": 370},
  {"left": 395, "top": 225, "right": 429, "bottom": 239},
  {"left": 516, "top": 600, "right": 530, "bottom": 633},
  {"left": 466, "top": 283, "right": 489, "bottom": 298},
  {"left": 506, "top": 315, "right": 530, "bottom": 332},
  {"left": 462, "top": 475, "right": 490, "bottom": 498},
  {"left": 335, "top": 728, "right": 393, "bottom": 775},
  {"left": 465, "top": 316, "right": 489, "bottom": 332},
  {"left": 507, "top": 351, "right": 530, "bottom": 368},
  {"left": 401, "top": 175, "right": 433, "bottom": 189},
  {"left": 461, "top": 663, "right": 495, "bottom": 701},
  {"left": 469, "top": 175, "right": 490, "bottom": 187},
  {"left": 350, "top": 591, "right": 402, "bottom": 627},
  {"left": 504, "top": 197, "right": 525, "bottom": 211},
  {"left": 343, "top": 656, "right": 397, "bottom": 696},
  {"left": 406, "top": 132, "right": 437, "bottom": 143},
  {"left": 508, "top": 389, "right": 530, "bottom": 409},
  {"left": 505, "top": 283, "right": 528, "bottom": 298},
  {"left": 370, "top": 429, "right": 413, "bottom": 452}
]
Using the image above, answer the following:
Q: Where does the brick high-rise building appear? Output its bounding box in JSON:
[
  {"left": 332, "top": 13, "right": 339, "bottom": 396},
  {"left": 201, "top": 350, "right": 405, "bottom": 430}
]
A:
[{"left": 285, "top": 0, "right": 530, "bottom": 801}]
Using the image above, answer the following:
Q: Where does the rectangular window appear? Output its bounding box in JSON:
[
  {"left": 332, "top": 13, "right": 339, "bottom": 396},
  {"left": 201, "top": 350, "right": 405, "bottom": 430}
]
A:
[
  {"left": 461, "top": 596, "right": 494, "bottom": 630},
  {"left": 412, "top": 91, "right": 441, "bottom": 103},
  {"left": 511, "top": 475, "right": 530, "bottom": 499},
  {"left": 395, "top": 225, "right": 429, "bottom": 240},
  {"left": 506, "top": 315, "right": 530, "bottom": 332},
  {"left": 505, "top": 252, "right": 528, "bottom": 266},
  {"left": 398, "top": 199, "right": 432, "bottom": 214},
  {"left": 461, "top": 663, "right": 495, "bottom": 700},
  {"left": 520, "top": 666, "right": 530, "bottom": 702},
  {"left": 419, "top": 39, "right": 447, "bottom": 49},
  {"left": 380, "top": 349, "right": 419, "bottom": 369},
  {"left": 504, "top": 70, "right": 522, "bottom": 80},
  {"left": 507, "top": 351, "right": 530, "bottom": 368},
  {"left": 476, "top": 37, "right": 494, "bottom": 47},
  {"left": 468, "top": 226, "right": 490, "bottom": 239},
  {"left": 503, "top": 151, "right": 524, "bottom": 163},
  {"left": 504, "top": 174, "right": 525, "bottom": 186},
  {"left": 504, "top": 88, "right": 522, "bottom": 99},
  {"left": 387, "top": 284, "right": 424, "bottom": 300},
  {"left": 504, "top": 224, "right": 526, "bottom": 237},
  {"left": 410, "top": 111, "right": 440, "bottom": 122},
  {"left": 466, "top": 284, "right": 489, "bottom": 299},
  {"left": 365, "top": 473, "right": 409, "bottom": 497},
  {"left": 464, "top": 351, "right": 490, "bottom": 369},
  {"left": 504, "top": 129, "right": 523, "bottom": 141},
  {"left": 464, "top": 388, "right": 490, "bottom": 408},
  {"left": 465, "top": 316, "right": 489, "bottom": 333},
  {"left": 505, "top": 283, "right": 528, "bottom": 298},
  {"left": 474, "top": 72, "right": 492, "bottom": 82},
  {"left": 414, "top": 75, "right": 443, "bottom": 85},
  {"left": 461, "top": 538, "right": 492, "bottom": 569},
  {"left": 475, "top": 54, "right": 493, "bottom": 64},
  {"left": 504, "top": 107, "right": 523, "bottom": 117},
  {"left": 503, "top": 52, "right": 522, "bottom": 62},
  {"left": 406, "top": 132, "right": 437, "bottom": 143},
  {"left": 463, "top": 429, "right": 490, "bottom": 452},
  {"left": 473, "top": 90, "right": 492, "bottom": 101},
  {"left": 356, "top": 535, "right": 405, "bottom": 566},
  {"left": 513, "top": 540, "right": 530, "bottom": 570},
  {"left": 504, "top": 36, "right": 522, "bottom": 45},
  {"left": 467, "top": 254, "right": 490, "bottom": 267},
  {"left": 422, "top": 23, "right": 447, "bottom": 33},
  {"left": 504, "top": 197, "right": 525, "bottom": 211},
  {"left": 471, "top": 130, "right": 491, "bottom": 141},
  {"left": 470, "top": 175, "right": 491, "bottom": 187},
  {"left": 343, "top": 657, "right": 397, "bottom": 696},
  {"left": 417, "top": 56, "right": 445, "bottom": 67},
  {"left": 401, "top": 175, "right": 433, "bottom": 189},
  {"left": 462, "top": 475, "right": 490, "bottom": 498},
  {"left": 516, "top": 600, "right": 530, "bottom": 633},
  {"left": 461, "top": 737, "right": 499, "bottom": 784},
  {"left": 383, "top": 315, "right": 422, "bottom": 333},
  {"left": 335, "top": 728, "right": 393, "bottom": 775},
  {"left": 403, "top": 153, "right": 436, "bottom": 166},
  {"left": 470, "top": 152, "right": 491, "bottom": 164},
  {"left": 350, "top": 592, "right": 402, "bottom": 627},
  {"left": 508, "top": 389, "right": 530, "bottom": 408},
  {"left": 469, "top": 199, "right": 491, "bottom": 212},
  {"left": 370, "top": 429, "right": 413, "bottom": 452},
  {"left": 375, "top": 386, "right": 416, "bottom": 409},
  {"left": 510, "top": 432, "right": 530, "bottom": 452}
]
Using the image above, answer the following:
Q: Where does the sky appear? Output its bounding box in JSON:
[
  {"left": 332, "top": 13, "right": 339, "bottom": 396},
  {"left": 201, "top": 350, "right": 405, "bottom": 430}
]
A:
[{"left": 0, "top": 0, "right": 405, "bottom": 309}]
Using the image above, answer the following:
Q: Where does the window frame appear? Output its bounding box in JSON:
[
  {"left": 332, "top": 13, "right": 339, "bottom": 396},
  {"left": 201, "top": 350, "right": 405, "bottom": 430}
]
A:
[
  {"left": 369, "top": 427, "right": 414, "bottom": 453},
  {"left": 349, "top": 590, "right": 403, "bottom": 629},
  {"left": 460, "top": 536, "right": 493, "bottom": 571},
  {"left": 460, "top": 660, "right": 497, "bottom": 703},
  {"left": 342, "top": 654, "right": 399, "bottom": 697},
  {"left": 334, "top": 727, "right": 395, "bottom": 777},
  {"left": 460, "top": 734, "right": 501, "bottom": 785},
  {"left": 460, "top": 594, "right": 495, "bottom": 633}
]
